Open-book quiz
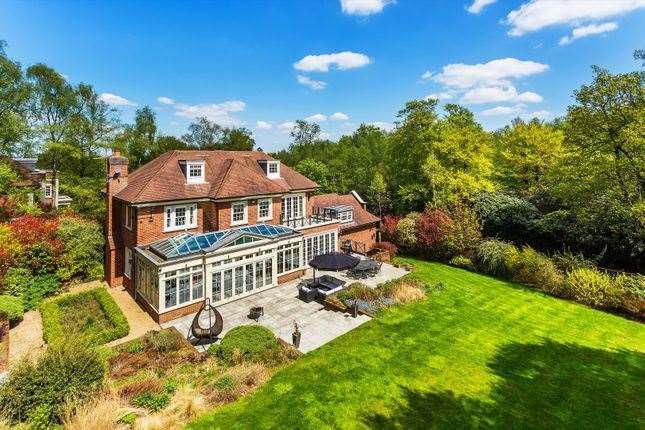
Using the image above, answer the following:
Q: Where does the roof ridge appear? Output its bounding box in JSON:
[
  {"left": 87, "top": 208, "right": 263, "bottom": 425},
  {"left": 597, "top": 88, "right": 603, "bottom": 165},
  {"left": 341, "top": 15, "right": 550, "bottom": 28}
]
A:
[{"left": 130, "top": 150, "right": 176, "bottom": 202}]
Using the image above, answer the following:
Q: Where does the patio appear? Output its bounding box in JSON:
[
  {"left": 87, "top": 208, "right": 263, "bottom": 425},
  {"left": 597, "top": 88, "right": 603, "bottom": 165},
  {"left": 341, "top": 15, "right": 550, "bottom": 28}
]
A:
[{"left": 162, "top": 260, "right": 409, "bottom": 353}]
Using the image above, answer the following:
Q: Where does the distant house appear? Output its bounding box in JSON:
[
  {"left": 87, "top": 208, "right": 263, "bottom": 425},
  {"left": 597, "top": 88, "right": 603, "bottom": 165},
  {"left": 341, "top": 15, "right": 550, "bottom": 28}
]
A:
[
  {"left": 104, "top": 149, "right": 380, "bottom": 323},
  {"left": 3, "top": 157, "right": 72, "bottom": 208}
]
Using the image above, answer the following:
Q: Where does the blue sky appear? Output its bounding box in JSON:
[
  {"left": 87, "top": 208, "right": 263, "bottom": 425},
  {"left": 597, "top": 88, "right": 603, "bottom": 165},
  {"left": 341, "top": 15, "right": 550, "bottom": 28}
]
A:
[{"left": 2, "top": 0, "right": 644, "bottom": 151}]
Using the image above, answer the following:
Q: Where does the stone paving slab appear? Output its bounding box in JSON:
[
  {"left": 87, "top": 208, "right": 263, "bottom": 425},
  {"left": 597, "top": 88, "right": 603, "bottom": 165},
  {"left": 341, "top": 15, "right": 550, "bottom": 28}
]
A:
[{"left": 163, "top": 261, "right": 407, "bottom": 353}]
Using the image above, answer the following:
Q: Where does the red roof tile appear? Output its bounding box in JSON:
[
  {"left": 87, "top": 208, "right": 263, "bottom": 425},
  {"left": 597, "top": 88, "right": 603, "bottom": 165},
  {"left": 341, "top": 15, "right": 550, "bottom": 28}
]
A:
[{"left": 115, "top": 150, "right": 319, "bottom": 204}]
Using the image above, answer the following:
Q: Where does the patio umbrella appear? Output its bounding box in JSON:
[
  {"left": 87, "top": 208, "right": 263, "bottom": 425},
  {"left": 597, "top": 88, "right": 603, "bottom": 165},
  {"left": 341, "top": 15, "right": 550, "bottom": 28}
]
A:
[{"left": 309, "top": 252, "right": 359, "bottom": 281}]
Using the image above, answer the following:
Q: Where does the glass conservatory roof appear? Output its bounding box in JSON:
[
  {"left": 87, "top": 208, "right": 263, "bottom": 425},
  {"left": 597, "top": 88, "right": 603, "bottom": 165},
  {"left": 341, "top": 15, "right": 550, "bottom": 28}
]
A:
[{"left": 148, "top": 224, "right": 297, "bottom": 260}]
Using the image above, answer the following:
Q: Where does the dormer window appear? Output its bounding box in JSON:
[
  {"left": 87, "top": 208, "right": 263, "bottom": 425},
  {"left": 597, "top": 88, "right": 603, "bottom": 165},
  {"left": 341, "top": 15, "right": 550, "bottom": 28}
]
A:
[
  {"left": 186, "top": 161, "right": 205, "bottom": 184},
  {"left": 259, "top": 160, "right": 280, "bottom": 179}
]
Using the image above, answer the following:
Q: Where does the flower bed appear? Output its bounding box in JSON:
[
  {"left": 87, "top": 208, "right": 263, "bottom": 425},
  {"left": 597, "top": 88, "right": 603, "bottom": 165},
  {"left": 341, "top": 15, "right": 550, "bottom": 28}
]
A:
[{"left": 40, "top": 287, "right": 129, "bottom": 345}]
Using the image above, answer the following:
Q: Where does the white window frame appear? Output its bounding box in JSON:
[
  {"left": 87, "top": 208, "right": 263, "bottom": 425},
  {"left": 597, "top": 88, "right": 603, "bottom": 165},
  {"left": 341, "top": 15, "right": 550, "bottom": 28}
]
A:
[
  {"left": 267, "top": 161, "right": 280, "bottom": 179},
  {"left": 125, "top": 205, "right": 133, "bottom": 230},
  {"left": 339, "top": 210, "right": 353, "bottom": 223},
  {"left": 164, "top": 204, "right": 198, "bottom": 232},
  {"left": 231, "top": 201, "right": 248, "bottom": 226},
  {"left": 43, "top": 183, "right": 52, "bottom": 198},
  {"left": 186, "top": 161, "right": 205, "bottom": 184},
  {"left": 281, "top": 194, "right": 305, "bottom": 221},
  {"left": 124, "top": 247, "right": 132, "bottom": 279},
  {"left": 257, "top": 198, "right": 273, "bottom": 221}
]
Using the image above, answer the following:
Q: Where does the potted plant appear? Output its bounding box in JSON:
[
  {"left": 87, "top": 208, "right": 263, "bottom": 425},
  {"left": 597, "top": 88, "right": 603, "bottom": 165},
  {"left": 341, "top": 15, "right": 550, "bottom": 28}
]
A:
[{"left": 292, "top": 320, "right": 301, "bottom": 348}]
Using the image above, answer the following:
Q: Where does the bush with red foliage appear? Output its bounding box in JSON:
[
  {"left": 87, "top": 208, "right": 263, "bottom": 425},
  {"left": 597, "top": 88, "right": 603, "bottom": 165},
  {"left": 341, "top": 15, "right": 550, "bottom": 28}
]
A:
[
  {"left": 374, "top": 241, "right": 398, "bottom": 258},
  {"left": 9, "top": 215, "right": 60, "bottom": 248},
  {"left": 381, "top": 215, "right": 401, "bottom": 241},
  {"left": 417, "top": 208, "right": 453, "bottom": 250}
]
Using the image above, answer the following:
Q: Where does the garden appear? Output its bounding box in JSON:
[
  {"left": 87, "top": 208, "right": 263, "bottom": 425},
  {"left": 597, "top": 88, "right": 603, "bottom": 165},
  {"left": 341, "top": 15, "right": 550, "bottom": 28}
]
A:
[{"left": 189, "top": 258, "right": 645, "bottom": 429}]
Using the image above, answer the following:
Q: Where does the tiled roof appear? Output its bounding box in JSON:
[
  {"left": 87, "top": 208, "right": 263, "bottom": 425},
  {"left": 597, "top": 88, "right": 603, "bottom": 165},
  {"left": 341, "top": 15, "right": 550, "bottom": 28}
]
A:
[
  {"left": 309, "top": 192, "right": 380, "bottom": 230},
  {"left": 115, "top": 150, "right": 319, "bottom": 204}
]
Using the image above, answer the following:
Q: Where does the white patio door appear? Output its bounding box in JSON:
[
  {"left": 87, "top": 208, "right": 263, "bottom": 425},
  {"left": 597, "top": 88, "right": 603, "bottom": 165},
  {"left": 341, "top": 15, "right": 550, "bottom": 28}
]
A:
[{"left": 210, "top": 257, "right": 275, "bottom": 305}]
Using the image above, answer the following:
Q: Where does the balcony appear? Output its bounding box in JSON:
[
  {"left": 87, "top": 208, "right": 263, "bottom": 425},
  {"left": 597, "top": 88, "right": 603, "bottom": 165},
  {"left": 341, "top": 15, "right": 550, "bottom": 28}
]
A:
[{"left": 280, "top": 208, "right": 338, "bottom": 230}]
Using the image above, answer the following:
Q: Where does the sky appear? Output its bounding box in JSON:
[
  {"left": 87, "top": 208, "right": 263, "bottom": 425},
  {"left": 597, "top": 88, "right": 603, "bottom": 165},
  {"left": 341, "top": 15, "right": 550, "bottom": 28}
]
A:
[{"left": 1, "top": 0, "right": 644, "bottom": 152}]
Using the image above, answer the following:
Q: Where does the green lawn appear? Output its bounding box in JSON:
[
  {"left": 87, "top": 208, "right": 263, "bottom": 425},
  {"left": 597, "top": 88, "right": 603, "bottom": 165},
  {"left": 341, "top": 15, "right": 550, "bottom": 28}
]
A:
[{"left": 189, "top": 259, "right": 645, "bottom": 429}]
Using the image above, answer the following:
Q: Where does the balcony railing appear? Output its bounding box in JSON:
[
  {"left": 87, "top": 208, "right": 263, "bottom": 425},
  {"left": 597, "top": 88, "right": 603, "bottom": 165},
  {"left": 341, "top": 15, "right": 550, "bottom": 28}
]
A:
[{"left": 280, "top": 208, "right": 337, "bottom": 229}]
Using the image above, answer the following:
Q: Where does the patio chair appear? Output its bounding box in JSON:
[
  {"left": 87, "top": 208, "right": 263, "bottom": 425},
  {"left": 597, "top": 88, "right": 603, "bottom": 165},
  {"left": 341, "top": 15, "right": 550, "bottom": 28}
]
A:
[{"left": 190, "top": 298, "right": 223, "bottom": 341}]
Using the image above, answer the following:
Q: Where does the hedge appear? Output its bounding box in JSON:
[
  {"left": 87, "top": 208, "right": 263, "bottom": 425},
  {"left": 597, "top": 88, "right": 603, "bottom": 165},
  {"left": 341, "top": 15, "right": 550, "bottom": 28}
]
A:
[
  {"left": 40, "top": 287, "right": 129, "bottom": 345},
  {"left": 0, "top": 295, "right": 24, "bottom": 325}
]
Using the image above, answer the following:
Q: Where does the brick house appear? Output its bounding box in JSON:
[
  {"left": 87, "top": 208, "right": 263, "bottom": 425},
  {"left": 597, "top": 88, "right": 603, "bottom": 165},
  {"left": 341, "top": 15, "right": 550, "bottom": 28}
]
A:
[
  {"left": 2, "top": 157, "right": 72, "bottom": 209},
  {"left": 105, "top": 149, "right": 380, "bottom": 323}
]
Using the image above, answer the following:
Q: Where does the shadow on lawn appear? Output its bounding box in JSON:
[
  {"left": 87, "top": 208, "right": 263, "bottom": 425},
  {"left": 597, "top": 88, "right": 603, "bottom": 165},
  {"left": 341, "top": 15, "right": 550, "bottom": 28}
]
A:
[{"left": 363, "top": 340, "right": 645, "bottom": 429}]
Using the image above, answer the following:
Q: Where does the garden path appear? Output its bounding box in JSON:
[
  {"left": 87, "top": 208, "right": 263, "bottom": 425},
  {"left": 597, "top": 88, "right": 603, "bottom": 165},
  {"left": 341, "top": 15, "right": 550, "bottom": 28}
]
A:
[
  {"left": 106, "top": 285, "right": 159, "bottom": 347},
  {"left": 8, "top": 310, "right": 44, "bottom": 365}
]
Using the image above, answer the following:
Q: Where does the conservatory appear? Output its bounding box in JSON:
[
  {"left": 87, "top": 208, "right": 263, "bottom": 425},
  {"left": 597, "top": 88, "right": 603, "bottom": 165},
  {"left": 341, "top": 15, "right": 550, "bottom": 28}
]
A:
[{"left": 133, "top": 223, "right": 338, "bottom": 321}]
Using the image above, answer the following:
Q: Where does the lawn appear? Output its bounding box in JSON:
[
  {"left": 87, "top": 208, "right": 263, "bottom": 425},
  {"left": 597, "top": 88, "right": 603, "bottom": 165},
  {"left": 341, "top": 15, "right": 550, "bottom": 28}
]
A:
[{"left": 189, "top": 258, "right": 645, "bottom": 429}]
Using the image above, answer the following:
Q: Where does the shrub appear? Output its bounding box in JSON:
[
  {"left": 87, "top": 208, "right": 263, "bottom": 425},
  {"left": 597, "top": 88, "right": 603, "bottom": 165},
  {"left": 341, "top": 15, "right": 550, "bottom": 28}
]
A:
[
  {"left": 217, "top": 325, "right": 281, "bottom": 364},
  {"left": 55, "top": 216, "right": 104, "bottom": 282},
  {"left": 0, "top": 341, "right": 106, "bottom": 426},
  {"left": 132, "top": 390, "right": 171, "bottom": 412},
  {"left": 552, "top": 251, "right": 594, "bottom": 274},
  {"left": 338, "top": 283, "right": 380, "bottom": 302},
  {"left": 0, "top": 224, "right": 22, "bottom": 282},
  {"left": 504, "top": 247, "right": 565, "bottom": 295},
  {"left": 472, "top": 192, "right": 540, "bottom": 244},
  {"left": 5, "top": 267, "right": 60, "bottom": 309},
  {"left": 384, "top": 280, "right": 426, "bottom": 304},
  {"left": 9, "top": 215, "right": 59, "bottom": 248},
  {"left": 214, "top": 374, "right": 236, "bottom": 391},
  {"left": 614, "top": 273, "right": 645, "bottom": 317},
  {"left": 394, "top": 212, "right": 420, "bottom": 249},
  {"left": 40, "top": 288, "right": 129, "bottom": 345},
  {"left": 20, "top": 242, "right": 57, "bottom": 275},
  {"left": 416, "top": 207, "right": 452, "bottom": 253},
  {"left": 473, "top": 240, "right": 515, "bottom": 277},
  {"left": 381, "top": 215, "right": 401, "bottom": 241},
  {"left": 449, "top": 255, "right": 475, "bottom": 271},
  {"left": 0, "top": 295, "right": 24, "bottom": 325},
  {"left": 565, "top": 268, "right": 622, "bottom": 309},
  {"left": 0, "top": 161, "right": 18, "bottom": 195},
  {"left": 373, "top": 241, "right": 398, "bottom": 258},
  {"left": 144, "top": 329, "right": 183, "bottom": 353},
  {"left": 441, "top": 201, "right": 482, "bottom": 258}
]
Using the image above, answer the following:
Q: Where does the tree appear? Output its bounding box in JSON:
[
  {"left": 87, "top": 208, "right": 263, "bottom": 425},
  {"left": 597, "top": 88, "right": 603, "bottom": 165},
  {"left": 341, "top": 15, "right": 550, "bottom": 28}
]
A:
[
  {"left": 289, "top": 120, "right": 320, "bottom": 147},
  {"left": 181, "top": 117, "right": 255, "bottom": 150},
  {"left": 388, "top": 100, "right": 493, "bottom": 211},
  {"left": 494, "top": 119, "right": 564, "bottom": 197},
  {"left": 417, "top": 207, "right": 452, "bottom": 252},
  {"left": 367, "top": 172, "right": 389, "bottom": 217},
  {"left": 0, "top": 41, "right": 31, "bottom": 155},
  {"left": 295, "top": 158, "right": 334, "bottom": 193},
  {"left": 0, "top": 161, "right": 18, "bottom": 194},
  {"left": 117, "top": 106, "right": 157, "bottom": 169}
]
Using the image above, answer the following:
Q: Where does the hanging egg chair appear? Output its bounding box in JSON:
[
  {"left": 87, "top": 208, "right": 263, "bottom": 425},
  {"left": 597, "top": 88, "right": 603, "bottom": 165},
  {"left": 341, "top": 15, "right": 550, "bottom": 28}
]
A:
[{"left": 190, "top": 298, "right": 223, "bottom": 341}]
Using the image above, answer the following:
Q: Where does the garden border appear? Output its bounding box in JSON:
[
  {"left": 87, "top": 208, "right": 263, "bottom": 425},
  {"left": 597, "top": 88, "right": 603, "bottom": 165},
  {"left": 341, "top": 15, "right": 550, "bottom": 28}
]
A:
[{"left": 40, "top": 287, "right": 129, "bottom": 345}]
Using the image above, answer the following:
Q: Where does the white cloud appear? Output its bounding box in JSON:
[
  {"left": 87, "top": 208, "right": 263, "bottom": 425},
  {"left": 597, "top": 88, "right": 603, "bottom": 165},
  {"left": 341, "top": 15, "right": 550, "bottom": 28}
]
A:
[
  {"left": 157, "top": 96, "right": 175, "bottom": 105},
  {"left": 461, "top": 84, "right": 543, "bottom": 104},
  {"left": 425, "top": 92, "right": 453, "bottom": 101},
  {"left": 467, "top": 0, "right": 497, "bottom": 14},
  {"left": 306, "top": 113, "right": 328, "bottom": 122},
  {"left": 420, "top": 70, "right": 433, "bottom": 80},
  {"left": 521, "top": 110, "right": 554, "bottom": 120},
  {"left": 278, "top": 121, "right": 296, "bottom": 133},
  {"left": 506, "top": 0, "right": 645, "bottom": 36},
  {"left": 481, "top": 105, "right": 525, "bottom": 116},
  {"left": 369, "top": 121, "right": 394, "bottom": 131},
  {"left": 294, "top": 51, "right": 371, "bottom": 72},
  {"left": 173, "top": 100, "right": 246, "bottom": 127},
  {"left": 296, "top": 75, "right": 327, "bottom": 90},
  {"left": 256, "top": 121, "right": 272, "bottom": 130},
  {"left": 434, "top": 58, "right": 549, "bottom": 89},
  {"left": 330, "top": 112, "right": 350, "bottom": 121},
  {"left": 98, "top": 93, "right": 136, "bottom": 107},
  {"left": 340, "top": 0, "right": 394, "bottom": 16},
  {"left": 559, "top": 21, "right": 619, "bottom": 45}
]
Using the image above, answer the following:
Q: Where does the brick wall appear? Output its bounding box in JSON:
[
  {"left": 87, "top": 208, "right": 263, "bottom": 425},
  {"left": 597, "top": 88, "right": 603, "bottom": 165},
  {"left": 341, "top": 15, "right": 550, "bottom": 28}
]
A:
[
  {"left": 134, "top": 204, "right": 205, "bottom": 245},
  {"left": 278, "top": 269, "right": 305, "bottom": 284},
  {"left": 340, "top": 223, "right": 378, "bottom": 251}
]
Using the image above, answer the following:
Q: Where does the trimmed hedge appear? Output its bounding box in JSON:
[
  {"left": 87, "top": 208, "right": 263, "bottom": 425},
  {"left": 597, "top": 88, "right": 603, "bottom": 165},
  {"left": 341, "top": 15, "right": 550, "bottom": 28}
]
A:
[
  {"left": 40, "top": 287, "right": 129, "bottom": 345},
  {"left": 0, "top": 295, "right": 24, "bottom": 325}
]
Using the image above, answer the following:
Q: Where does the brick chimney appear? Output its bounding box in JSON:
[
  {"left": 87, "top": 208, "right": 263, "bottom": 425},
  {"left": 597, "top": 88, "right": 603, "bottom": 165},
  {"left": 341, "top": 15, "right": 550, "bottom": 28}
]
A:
[{"left": 105, "top": 149, "right": 129, "bottom": 288}]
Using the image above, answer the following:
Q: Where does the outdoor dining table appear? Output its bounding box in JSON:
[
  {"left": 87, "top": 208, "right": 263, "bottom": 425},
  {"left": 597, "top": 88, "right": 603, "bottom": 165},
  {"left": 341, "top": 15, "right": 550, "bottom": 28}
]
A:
[{"left": 352, "top": 259, "right": 379, "bottom": 274}]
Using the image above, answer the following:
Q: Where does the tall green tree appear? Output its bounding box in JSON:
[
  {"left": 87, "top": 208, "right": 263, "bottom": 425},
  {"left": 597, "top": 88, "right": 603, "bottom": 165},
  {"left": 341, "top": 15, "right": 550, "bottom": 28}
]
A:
[
  {"left": 181, "top": 116, "right": 254, "bottom": 150},
  {"left": 0, "top": 41, "right": 31, "bottom": 156},
  {"left": 295, "top": 158, "right": 334, "bottom": 193},
  {"left": 289, "top": 120, "right": 320, "bottom": 147},
  {"left": 367, "top": 172, "right": 389, "bottom": 217},
  {"left": 494, "top": 119, "right": 564, "bottom": 197}
]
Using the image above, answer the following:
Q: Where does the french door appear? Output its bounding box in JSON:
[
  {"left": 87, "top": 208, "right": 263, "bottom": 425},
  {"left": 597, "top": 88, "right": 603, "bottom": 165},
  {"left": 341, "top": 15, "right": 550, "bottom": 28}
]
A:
[{"left": 210, "top": 257, "right": 274, "bottom": 304}]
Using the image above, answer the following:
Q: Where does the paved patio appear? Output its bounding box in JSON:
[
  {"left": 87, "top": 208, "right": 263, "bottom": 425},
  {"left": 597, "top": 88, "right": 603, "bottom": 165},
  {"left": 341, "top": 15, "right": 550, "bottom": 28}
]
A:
[{"left": 163, "top": 261, "right": 408, "bottom": 353}]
